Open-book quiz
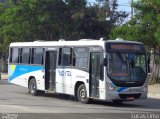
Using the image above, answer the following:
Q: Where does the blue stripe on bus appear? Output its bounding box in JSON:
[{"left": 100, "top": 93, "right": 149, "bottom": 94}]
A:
[
  {"left": 8, "top": 65, "right": 44, "bottom": 81},
  {"left": 117, "top": 87, "right": 128, "bottom": 92}
]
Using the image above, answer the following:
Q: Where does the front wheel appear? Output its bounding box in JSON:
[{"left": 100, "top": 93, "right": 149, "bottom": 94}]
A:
[{"left": 77, "top": 84, "right": 90, "bottom": 104}]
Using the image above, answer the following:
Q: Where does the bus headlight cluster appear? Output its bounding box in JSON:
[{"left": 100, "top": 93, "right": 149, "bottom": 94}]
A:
[{"left": 106, "top": 83, "right": 116, "bottom": 91}]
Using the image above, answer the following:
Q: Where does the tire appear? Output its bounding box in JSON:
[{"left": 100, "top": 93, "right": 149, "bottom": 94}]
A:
[
  {"left": 77, "top": 84, "right": 90, "bottom": 104},
  {"left": 112, "top": 100, "right": 124, "bottom": 104},
  {"left": 38, "top": 90, "right": 45, "bottom": 95},
  {"left": 28, "top": 78, "right": 38, "bottom": 96}
]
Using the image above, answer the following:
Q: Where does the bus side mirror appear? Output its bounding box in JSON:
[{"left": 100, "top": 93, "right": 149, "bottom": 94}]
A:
[{"left": 104, "top": 58, "right": 108, "bottom": 66}]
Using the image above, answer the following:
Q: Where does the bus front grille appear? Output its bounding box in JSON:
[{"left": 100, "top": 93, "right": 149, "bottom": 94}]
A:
[{"left": 119, "top": 93, "right": 141, "bottom": 99}]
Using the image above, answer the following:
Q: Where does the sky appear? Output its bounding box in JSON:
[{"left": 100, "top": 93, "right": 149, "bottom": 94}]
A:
[{"left": 88, "top": 0, "right": 132, "bottom": 14}]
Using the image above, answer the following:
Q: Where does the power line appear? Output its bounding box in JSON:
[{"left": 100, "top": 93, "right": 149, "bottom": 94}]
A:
[
  {"left": 87, "top": 1, "right": 131, "bottom": 7},
  {"left": 131, "top": 0, "right": 133, "bottom": 18}
]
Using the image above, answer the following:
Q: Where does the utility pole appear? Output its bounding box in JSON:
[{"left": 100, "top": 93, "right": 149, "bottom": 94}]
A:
[{"left": 131, "top": 0, "right": 133, "bottom": 18}]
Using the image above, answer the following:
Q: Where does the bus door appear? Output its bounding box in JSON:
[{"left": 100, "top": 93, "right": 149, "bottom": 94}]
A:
[
  {"left": 90, "top": 52, "right": 101, "bottom": 98},
  {"left": 45, "top": 51, "right": 57, "bottom": 91}
]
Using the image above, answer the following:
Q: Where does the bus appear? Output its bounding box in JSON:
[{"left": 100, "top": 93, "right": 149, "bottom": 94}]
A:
[{"left": 8, "top": 38, "right": 148, "bottom": 104}]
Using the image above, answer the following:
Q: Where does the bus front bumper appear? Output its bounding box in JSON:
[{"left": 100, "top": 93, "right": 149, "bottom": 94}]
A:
[{"left": 106, "top": 87, "right": 148, "bottom": 101}]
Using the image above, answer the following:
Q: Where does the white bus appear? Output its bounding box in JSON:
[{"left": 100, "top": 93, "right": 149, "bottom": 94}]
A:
[{"left": 8, "top": 38, "right": 148, "bottom": 103}]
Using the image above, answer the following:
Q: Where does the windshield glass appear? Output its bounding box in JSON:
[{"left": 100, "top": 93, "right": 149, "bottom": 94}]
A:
[{"left": 108, "top": 53, "right": 147, "bottom": 82}]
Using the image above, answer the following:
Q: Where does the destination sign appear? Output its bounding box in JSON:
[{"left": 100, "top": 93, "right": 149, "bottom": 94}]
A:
[
  {"left": 106, "top": 43, "right": 145, "bottom": 53},
  {"left": 111, "top": 44, "right": 141, "bottom": 51}
]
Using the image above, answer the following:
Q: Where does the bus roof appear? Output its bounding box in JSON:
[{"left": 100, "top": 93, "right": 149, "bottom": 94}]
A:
[{"left": 9, "top": 38, "right": 143, "bottom": 47}]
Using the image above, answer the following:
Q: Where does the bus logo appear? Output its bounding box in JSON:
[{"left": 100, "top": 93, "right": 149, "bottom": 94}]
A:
[{"left": 58, "top": 70, "right": 71, "bottom": 76}]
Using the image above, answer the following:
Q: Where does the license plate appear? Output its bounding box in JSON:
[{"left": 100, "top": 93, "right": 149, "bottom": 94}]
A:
[
  {"left": 127, "top": 97, "right": 135, "bottom": 100},
  {"left": 130, "top": 88, "right": 142, "bottom": 92}
]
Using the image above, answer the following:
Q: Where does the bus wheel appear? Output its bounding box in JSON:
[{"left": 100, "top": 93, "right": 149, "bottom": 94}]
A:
[
  {"left": 112, "top": 100, "right": 123, "bottom": 104},
  {"left": 29, "top": 78, "right": 38, "bottom": 96},
  {"left": 77, "top": 84, "right": 90, "bottom": 104}
]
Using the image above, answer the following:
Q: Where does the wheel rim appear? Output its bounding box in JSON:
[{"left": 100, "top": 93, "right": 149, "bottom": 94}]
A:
[
  {"left": 30, "top": 82, "right": 36, "bottom": 94},
  {"left": 80, "top": 88, "right": 87, "bottom": 100}
]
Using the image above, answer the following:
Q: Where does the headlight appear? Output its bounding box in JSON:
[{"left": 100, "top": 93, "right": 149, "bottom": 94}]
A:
[{"left": 106, "top": 83, "right": 116, "bottom": 91}]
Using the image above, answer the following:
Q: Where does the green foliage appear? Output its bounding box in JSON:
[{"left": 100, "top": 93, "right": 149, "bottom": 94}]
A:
[
  {"left": 0, "top": 0, "right": 128, "bottom": 59},
  {"left": 110, "top": 0, "right": 160, "bottom": 49}
]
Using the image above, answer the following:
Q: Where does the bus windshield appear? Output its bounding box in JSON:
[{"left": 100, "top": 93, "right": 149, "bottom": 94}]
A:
[{"left": 106, "top": 43, "right": 147, "bottom": 86}]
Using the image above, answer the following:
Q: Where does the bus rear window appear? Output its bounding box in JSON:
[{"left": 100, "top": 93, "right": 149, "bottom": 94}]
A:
[{"left": 10, "top": 48, "right": 19, "bottom": 63}]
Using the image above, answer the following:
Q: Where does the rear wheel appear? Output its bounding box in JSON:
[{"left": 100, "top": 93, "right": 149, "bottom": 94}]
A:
[
  {"left": 77, "top": 84, "right": 90, "bottom": 104},
  {"left": 29, "top": 78, "right": 39, "bottom": 96}
]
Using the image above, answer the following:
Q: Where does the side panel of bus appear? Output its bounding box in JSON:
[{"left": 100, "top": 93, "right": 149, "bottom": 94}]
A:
[
  {"left": 8, "top": 64, "right": 44, "bottom": 89},
  {"left": 8, "top": 47, "right": 45, "bottom": 91},
  {"left": 55, "top": 47, "right": 90, "bottom": 96},
  {"left": 54, "top": 47, "right": 74, "bottom": 95}
]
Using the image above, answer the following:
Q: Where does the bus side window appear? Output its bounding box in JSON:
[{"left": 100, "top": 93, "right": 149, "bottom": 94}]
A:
[
  {"left": 10, "top": 48, "right": 19, "bottom": 63},
  {"left": 18, "top": 48, "right": 22, "bottom": 63},
  {"left": 32, "top": 48, "right": 44, "bottom": 65},
  {"left": 9, "top": 48, "right": 13, "bottom": 63},
  {"left": 73, "top": 50, "right": 76, "bottom": 66},
  {"left": 59, "top": 48, "right": 72, "bottom": 66},
  {"left": 73, "top": 47, "right": 89, "bottom": 69},
  {"left": 58, "top": 48, "right": 62, "bottom": 65},
  {"left": 30, "top": 48, "right": 34, "bottom": 64},
  {"left": 21, "top": 48, "right": 30, "bottom": 64}
]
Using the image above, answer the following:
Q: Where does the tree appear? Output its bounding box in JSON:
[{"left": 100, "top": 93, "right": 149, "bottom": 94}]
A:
[
  {"left": 110, "top": 0, "right": 160, "bottom": 48},
  {"left": 0, "top": 0, "right": 69, "bottom": 52},
  {"left": 97, "top": 0, "right": 128, "bottom": 38},
  {"left": 0, "top": 0, "right": 128, "bottom": 59}
]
